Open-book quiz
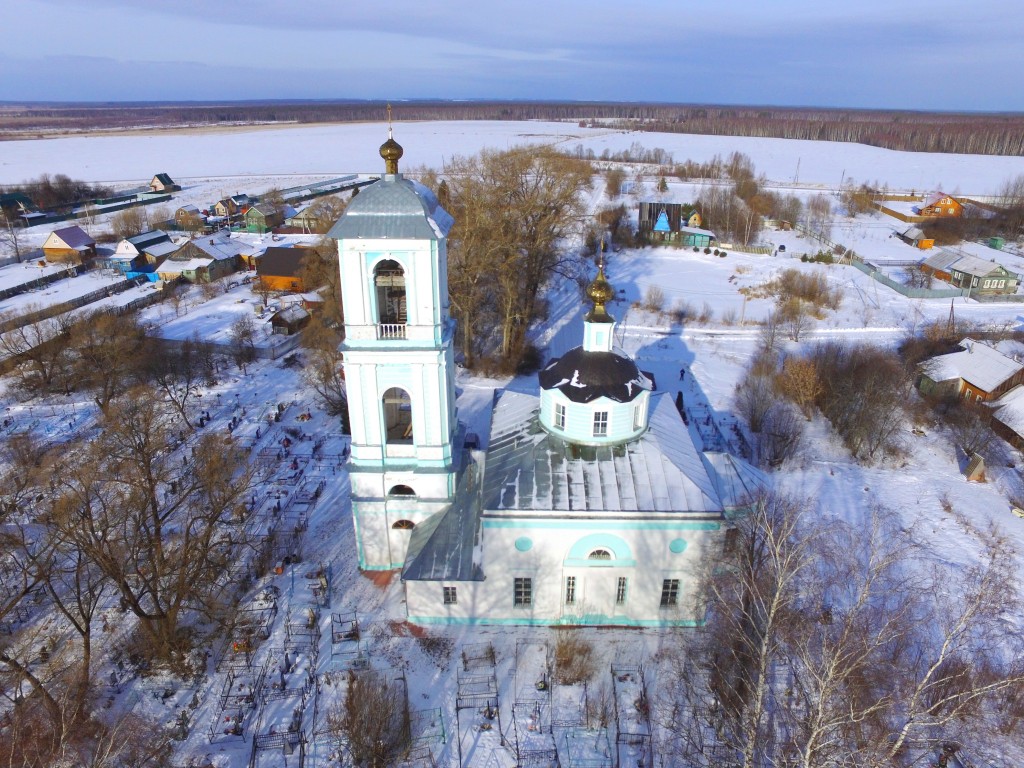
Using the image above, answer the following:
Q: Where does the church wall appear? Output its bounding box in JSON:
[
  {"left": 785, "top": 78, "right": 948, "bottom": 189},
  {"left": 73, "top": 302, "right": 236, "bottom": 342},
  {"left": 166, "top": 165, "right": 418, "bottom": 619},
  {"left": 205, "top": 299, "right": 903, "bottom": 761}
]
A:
[
  {"left": 406, "top": 516, "right": 723, "bottom": 625},
  {"left": 353, "top": 496, "right": 454, "bottom": 569}
]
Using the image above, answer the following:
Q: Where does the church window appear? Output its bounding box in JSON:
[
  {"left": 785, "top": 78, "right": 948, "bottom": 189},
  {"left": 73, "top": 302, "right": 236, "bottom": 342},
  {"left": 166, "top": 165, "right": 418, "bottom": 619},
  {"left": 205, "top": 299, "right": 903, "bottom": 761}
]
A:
[
  {"left": 388, "top": 484, "right": 416, "bottom": 496},
  {"left": 554, "top": 403, "right": 566, "bottom": 430},
  {"left": 633, "top": 404, "right": 643, "bottom": 430},
  {"left": 392, "top": 519, "right": 415, "bottom": 530},
  {"left": 616, "top": 577, "right": 628, "bottom": 605},
  {"left": 443, "top": 587, "right": 457, "bottom": 605},
  {"left": 593, "top": 411, "right": 608, "bottom": 437},
  {"left": 588, "top": 549, "right": 612, "bottom": 560},
  {"left": 382, "top": 387, "right": 413, "bottom": 444},
  {"left": 660, "top": 579, "right": 680, "bottom": 608},
  {"left": 514, "top": 577, "right": 533, "bottom": 607},
  {"left": 565, "top": 576, "right": 576, "bottom": 605}
]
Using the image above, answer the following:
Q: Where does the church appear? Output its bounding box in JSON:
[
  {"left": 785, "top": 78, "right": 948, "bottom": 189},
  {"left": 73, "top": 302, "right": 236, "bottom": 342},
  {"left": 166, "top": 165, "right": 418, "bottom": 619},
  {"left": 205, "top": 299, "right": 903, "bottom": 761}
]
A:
[{"left": 329, "top": 132, "right": 764, "bottom": 627}]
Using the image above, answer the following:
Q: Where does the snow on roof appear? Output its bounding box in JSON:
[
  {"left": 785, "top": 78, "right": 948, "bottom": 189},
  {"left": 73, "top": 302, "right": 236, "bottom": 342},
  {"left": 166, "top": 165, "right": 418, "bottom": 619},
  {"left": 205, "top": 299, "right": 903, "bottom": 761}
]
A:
[
  {"left": 679, "top": 225, "right": 717, "bottom": 238},
  {"left": 482, "top": 391, "right": 722, "bottom": 514},
  {"left": 923, "top": 249, "right": 961, "bottom": 271},
  {"left": 900, "top": 225, "right": 925, "bottom": 240},
  {"left": 924, "top": 338, "right": 1024, "bottom": 392},
  {"left": 158, "top": 257, "right": 212, "bottom": 275},
  {"left": 700, "top": 452, "right": 769, "bottom": 511},
  {"left": 179, "top": 232, "right": 251, "bottom": 261},
  {"left": 328, "top": 175, "right": 453, "bottom": 241},
  {"left": 991, "top": 385, "right": 1024, "bottom": 436},
  {"left": 948, "top": 253, "right": 1014, "bottom": 278},
  {"left": 142, "top": 240, "right": 180, "bottom": 259}
]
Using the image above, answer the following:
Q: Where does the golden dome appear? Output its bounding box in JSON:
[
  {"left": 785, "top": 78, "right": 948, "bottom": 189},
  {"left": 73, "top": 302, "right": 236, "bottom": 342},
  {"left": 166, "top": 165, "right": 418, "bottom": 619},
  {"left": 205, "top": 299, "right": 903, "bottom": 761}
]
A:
[
  {"left": 380, "top": 135, "right": 403, "bottom": 174},
  {"left": 585, "top": 266, "right": 615, "bottom": 321}
]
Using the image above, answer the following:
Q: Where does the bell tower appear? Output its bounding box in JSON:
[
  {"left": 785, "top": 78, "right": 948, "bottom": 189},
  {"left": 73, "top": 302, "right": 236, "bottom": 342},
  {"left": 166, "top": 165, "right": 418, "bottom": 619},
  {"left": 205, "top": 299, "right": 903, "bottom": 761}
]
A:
[{"left": 328, "top": 123, "right": 460, "bottom": 569}]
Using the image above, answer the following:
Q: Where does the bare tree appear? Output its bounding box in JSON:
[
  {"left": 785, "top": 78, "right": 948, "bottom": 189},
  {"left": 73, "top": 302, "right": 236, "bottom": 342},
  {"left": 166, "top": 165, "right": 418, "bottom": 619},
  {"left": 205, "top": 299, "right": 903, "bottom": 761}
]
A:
[
  {"left": 68, "top": 311, "right": 147, "bottom": 412},
  {"left": 143, "top": 334, "right": 215, "bottom": 428},
  {"left": 301, "top": 314, "right": 349, "bottom": 430},
  {"left": 111, "top": 206, "right": 148, "bottom": 240},
  {"left": 229, "top": 312, "right": 258, "bottom": 373},
  {"left": 0, "top": 310, "right": 75, "bottom": 394},
  {"left": 0, "top": 210, "right": 26, "bottom": 262},
  {"left": 328, "top": 670, "right": 411, "bottom": 768}
]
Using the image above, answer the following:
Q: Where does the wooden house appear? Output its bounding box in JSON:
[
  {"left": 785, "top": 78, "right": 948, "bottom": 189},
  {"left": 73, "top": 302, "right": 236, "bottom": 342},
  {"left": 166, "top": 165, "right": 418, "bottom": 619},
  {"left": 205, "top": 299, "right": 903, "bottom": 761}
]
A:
[
  {"left": 922, "top": 251, "right": 1019, "bottom": 294},
  {"left": 156, "top": 232, "right": 247, "bottom": 283},
  {"left": 919, "top": 192, "right": 964, "bottom": 218},
  {"left": 174, "top": 204, "right": 206, "bottom": 230},
  {"left": 102, "top": 230, "right": 178, "bottom": 275},
  {"left": 244, "top": 203, "right": 285, "bottom": 234},
  {"left": 42, "top": 225, "right": 96, "bottom": 262},
  {"left": 255, "top": 246, "right": 308, "bottom": 292},
  {"left": 918, "top": 338, "right": 1024, "bottom": 402},
  {"left": 149, "top": 173, "right": 180, "bottom": 193}
]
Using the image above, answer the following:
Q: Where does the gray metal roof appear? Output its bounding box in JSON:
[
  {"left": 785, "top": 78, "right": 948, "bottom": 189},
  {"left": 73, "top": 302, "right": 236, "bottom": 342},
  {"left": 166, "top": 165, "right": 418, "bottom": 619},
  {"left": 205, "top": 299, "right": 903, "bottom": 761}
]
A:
[
  {"left": 401, "top": 465, "right": 483, "bottom": 582},
  {"left": 482, "top": 391, "right": 723, "bottom": 514},
  {"left": 327, "top": 175, "right": 453, "bottom": 241}
]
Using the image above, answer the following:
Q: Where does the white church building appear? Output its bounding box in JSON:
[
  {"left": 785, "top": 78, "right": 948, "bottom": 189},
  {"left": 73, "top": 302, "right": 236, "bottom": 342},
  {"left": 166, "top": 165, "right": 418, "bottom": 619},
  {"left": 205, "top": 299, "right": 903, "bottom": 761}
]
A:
[{"left": 330, "top": 133, "right": 764, "bottom": 627}]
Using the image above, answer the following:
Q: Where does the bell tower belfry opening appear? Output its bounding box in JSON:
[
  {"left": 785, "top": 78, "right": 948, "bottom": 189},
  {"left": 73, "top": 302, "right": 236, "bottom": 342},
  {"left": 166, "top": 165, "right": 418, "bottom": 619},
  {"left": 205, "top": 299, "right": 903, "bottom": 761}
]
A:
[{"left": 328, "top": 117, "right": 460, "bottom": 569}]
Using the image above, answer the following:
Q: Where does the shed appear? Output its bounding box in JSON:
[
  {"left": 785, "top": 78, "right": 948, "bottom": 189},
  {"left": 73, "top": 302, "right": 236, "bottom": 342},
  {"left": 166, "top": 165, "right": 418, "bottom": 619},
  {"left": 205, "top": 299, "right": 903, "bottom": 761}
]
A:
[
  {"left": 270, "top": 305, "right": 310, "bottom": 335},
  {"left": 898, "top": 225, "right": 934, "bottom": 250}
]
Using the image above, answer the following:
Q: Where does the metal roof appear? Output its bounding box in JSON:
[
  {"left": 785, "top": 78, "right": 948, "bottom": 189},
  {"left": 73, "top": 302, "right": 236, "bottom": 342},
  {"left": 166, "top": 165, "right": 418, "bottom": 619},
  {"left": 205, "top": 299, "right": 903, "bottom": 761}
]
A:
[
  {"left": 401, "top": 467, "right": 484, "bottom": 582},
  {"left": 538, "top": 347, "right": 652, "bottom": 404},
  {"left": 482, "top": 391, "right": 723, "bottom": 514},
  {"left": 924, "top": 338, "right": 1024, "bottom": 392},
  {"left": 49, "top": 225, "right": 94, "bottom": 250},
  {"left": 327, "top": 175, "right": 453, "bottom": 241}
]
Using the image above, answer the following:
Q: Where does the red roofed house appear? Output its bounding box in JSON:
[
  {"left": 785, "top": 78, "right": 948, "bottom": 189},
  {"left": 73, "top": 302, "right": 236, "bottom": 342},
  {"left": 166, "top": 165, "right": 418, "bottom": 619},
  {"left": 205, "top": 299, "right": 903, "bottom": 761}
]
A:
[{"left": 42, "top": 225, "right": 96, "bottom": 263}]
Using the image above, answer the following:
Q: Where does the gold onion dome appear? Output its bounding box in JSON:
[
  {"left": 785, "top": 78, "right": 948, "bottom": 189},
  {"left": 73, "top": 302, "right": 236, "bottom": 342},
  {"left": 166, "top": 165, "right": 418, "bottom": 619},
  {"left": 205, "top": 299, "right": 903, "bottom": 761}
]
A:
[
  {"left": 586, "top": 267, "right": 615, "bottom": 320},
  {"left": 380, "top": 135, "right": 403, "bottom": 173}
]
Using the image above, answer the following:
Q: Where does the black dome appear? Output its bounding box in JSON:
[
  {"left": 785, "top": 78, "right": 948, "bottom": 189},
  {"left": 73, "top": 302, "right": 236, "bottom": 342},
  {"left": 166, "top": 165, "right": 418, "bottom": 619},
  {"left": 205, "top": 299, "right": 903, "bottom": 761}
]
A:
[{"left": 538, "top": 347, "right": 653, "bottom": 404}]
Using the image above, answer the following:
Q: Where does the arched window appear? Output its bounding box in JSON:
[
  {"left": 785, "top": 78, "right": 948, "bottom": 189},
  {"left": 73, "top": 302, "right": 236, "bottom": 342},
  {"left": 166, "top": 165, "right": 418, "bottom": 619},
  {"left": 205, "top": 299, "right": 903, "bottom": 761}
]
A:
[
  {"left": 374, "top": 259, "right": 406, "bottom": 336},
  {"left": 588, "top": 549, "right": 613, "bottom": 561},
  {"left": 391, "top": 520, "right": 415, "bottom": 530},
  {"left": 382, "top": 387, "right": 413, "bottom": 444},
  {"left": 388, "top": 484, "right": 416, "bottom": 496}
]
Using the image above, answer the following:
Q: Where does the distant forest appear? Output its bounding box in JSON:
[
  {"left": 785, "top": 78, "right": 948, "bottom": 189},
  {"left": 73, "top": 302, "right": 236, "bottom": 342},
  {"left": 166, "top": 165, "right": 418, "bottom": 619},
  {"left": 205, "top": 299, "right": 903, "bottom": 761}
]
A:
[{"left": 2, "top": 100, "right": 1023, "bottom": 155}]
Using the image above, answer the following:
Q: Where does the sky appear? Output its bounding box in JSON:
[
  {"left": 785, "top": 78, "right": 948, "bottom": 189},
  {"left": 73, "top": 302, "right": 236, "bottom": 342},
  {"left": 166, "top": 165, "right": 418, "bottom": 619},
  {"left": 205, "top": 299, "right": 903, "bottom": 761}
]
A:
[{"left": 1, "top": 0, "right": 1023, "bottom": 111}]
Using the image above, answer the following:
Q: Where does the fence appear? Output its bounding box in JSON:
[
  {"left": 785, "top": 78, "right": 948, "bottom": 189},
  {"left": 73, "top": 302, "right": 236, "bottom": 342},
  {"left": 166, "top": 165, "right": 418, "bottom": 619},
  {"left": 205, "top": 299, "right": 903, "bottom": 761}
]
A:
[
  {"left": 0, "top": 264, "right": 81, "bottom": 302},
  {"left": 0, "top": 275, "right": 146, "bottom": 333},
  {"left": 847, "top": 259, "right": 966, "bottom": 299}
]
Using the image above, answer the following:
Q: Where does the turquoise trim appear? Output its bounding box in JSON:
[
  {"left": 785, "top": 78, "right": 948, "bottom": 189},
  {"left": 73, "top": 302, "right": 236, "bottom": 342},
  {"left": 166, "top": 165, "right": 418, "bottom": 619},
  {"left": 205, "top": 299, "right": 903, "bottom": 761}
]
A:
[
  {"left": 515, "top": 537, "right": 533, "bottom": 552},
  {"left": 483, "top": 519, "right": 721, "bottom": 531},
  {"left": 406, "top": 615, "right": 704, "bottom": 628},
  {"left": 566, "top": 532, "right": 632, "bottom": 562}
]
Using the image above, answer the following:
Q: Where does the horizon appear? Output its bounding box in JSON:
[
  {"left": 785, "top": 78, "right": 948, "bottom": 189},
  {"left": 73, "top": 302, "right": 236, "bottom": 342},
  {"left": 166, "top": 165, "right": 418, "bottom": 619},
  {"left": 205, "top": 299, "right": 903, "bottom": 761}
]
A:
[{"left": 4, "top": 0, "right": 1023, "bottom": 111}]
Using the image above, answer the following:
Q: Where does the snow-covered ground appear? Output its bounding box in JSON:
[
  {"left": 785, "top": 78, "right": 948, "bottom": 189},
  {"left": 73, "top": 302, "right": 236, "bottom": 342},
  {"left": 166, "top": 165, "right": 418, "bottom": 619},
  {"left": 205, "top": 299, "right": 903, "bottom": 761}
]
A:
[
  {"left": 4, "top": 120, "right": 1024, "bottom": 195},
  {"left": 3, "top": 122, "right": 1024, "bottom": 766}
]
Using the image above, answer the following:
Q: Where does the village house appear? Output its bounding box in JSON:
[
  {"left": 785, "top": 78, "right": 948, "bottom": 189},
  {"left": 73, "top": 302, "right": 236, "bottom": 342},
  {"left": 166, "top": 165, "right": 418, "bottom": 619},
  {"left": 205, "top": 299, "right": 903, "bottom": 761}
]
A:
[
  {"left": 917, "top": 338, "right": 1024, "bottom": 402},
  {"left": 156, "top": 231, "right": 249, "bottom": 283},
  {"left": 41, "top": 225, "right": 96, "bottom": 262},
  {"left": 637, "top": 202, "right": 716, "bottom": 246},
  {"left": 255, "top": 246, "right": 308, "bottom": 292},
  {"left": 149, "top": 173, "right": 180, "bottom": 193},
  {"left": 212, "top": 194, "right": 250, "bottom": 219},
  {"left": 243, "top": 203, "right": 285, "bottom": 234},
  {"left": 922, "top": 251, "right": 1019, "bottom": 295},
  {"left": 101, "top": 230, "right": 179, "bottom": 276},
  {"left": 918, "top": 192, "right": 964, "bottom": 217},
  {"left": 174, "top": 204, "right": 206, "bottom": 230}
]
